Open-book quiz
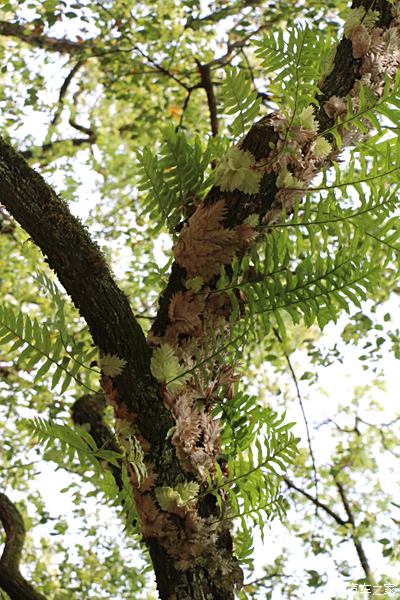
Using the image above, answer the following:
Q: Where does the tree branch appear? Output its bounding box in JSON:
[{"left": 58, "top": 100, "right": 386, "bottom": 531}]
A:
[
  {"left": 283, "top": 476, "right": 347, "bottom": 527},
  {"left": 196, "top": 60, "right": 219, "bottom": 136},
  {"left": 333, "top": 475, "right": 376, "bottom": 585},
  {"left": 0, "top": 137, "right": 240, "bottom": 600},
  {"left": 19, "top": 137, "right": 95, "bottom": 160},
  {"left": 176, "top": 89, "right": 194, "bottom": 131},
  {"left": 0, "top": 20, "right": 89, "bottom": 54},
  {"left": 49, "top": 60, "right": 85, "bottom": 129},
  {"left": 71, "top": 393, "right": 124, "bottom": 489},
  {"left": 0, "top": 493, "right": 46, "bottom": 600},
  {"left": 185, "top": 7, "right": 235, "bottom": 29},
  {"left": 0, "top": 135, "right": 168, "bottom": 452},
  {"left": 0, "top": 2, "right": 396, "bottom": 597},
  {"left": 205, "top": 24, "right": 268, "bottom": 70},
  {"left": 134, "top": 46, "right": 193, "bottom": 92},
  {"left": 151, "top": 0, "right": 394, "bottom": 336}
]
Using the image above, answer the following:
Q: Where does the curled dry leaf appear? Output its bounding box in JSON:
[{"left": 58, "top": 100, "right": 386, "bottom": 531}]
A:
[
  {"left": 168, "top": 290, "right": 205, "bottom": 336},
  {"left": 138, "top": 469, "right": 158, "bottom": 492},
  {"left": 352, "top": 24, "right": 371, "bottom": 58},
  {"left": 174, "top": 200, "right": 238, "bottom": 280},
  {"left": 323, "top": 95, "right": 347, "bottom": 120},
  {"left": 235, "top": 223, "right": 258, "bottom": 248}
]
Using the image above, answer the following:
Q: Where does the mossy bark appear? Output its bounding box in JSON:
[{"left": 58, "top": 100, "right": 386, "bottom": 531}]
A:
[{"left": 0, "top": 136, "right": 238, "bottom": 599}]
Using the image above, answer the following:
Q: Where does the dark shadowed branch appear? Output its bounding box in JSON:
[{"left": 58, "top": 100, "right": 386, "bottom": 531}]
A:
[
  {"left": 19, "top": 136, "right": 95, "bottom": 160},
  {"left": 283, "top": 476, "right": 347, "bottom": 527},
  {"left": 0, "top": 493, "right": 47, "bottom": 600},
  {"left": 0, "top": 20, "right": 89, "bottom": 54},
  {"left": 332, "top": 474, "right": 376, "bottom": 585},
  {"left": 196, "top": 60, "right": 219, "bottom": 136},
  {"left": 134, "top": 46, "right": 193, "bottom": 92},
  {"left": 176, "top": 89, "right": 194, "bottom": 131},
  {"left": 49, "top": 60, "right": 85, "bottom": 129},
  {"left": 71, "top": 393, "right": 124, "bottom": 489}
]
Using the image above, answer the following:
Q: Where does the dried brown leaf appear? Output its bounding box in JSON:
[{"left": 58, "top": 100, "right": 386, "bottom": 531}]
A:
[
  {"left": 352, "top": 24, "right": 371, "bottom": 58},
  {"left": 234, "top": 223, "right": 257, "bottom": 248},
  {"left": 168, "top": 290, "right": 205, "bottom": 336},
  {"left": 174, "top": 200, "right": 238, "bottom": 280},
  {"left": 323, "top": 96, "right": 347, "bottom": 120}
]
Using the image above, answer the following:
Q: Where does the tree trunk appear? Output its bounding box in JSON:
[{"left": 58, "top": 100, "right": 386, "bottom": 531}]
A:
[{"left": 0, "top": 137, "right": 241, "bottom": 598}]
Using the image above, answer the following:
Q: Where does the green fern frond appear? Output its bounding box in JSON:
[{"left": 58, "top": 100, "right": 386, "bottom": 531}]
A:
[
  {"left": 136, "top": 127, "right": 224, "bottom": 232},
  {"left": 25, "top": 417, "right": 99, "bottom": 465},
  {"left": 221, "top": 67, "right": 261, "bottom": 138},
  {"left": 25, "top": 418, "right": 138, "bottom": 528},
  {"left": 205, "top": 406, "right": 298, "bottom": 537},
  {"left": 323, "top": 72, "right": 400, "bottom": 147},
  {"left": 0, "top": 302, "right": 97, "bottom": 393},
  {"left": 254, "top": 24, "right": 331, "bottom": 117}
]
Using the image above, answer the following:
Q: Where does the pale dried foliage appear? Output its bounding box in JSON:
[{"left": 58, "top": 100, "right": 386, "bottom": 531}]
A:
[
  {"left": 173, "top": 200, "right": 238, "bottom": 280},
  {"left": 166, "top": 290, "right": 205, "bottom": 339},
  {"left": 351, "top": 24, "right": 371, "bottom": 58},
  {"left": 323, "top": 95, "right": 347, "bottom": 120},
  {"left": 361, "top": 26, "right": 400, "bottom": 90},
  {"left": 161, "top": 389, "right": 221, "bottom": 479}
]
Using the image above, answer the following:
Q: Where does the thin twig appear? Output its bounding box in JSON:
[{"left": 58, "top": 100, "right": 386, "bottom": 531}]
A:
[
  {"left": 0, "top": 461, "right": 40, "bottom": 471},
  {"left": 68, "top": 87, "right": 95, "bottom": 138},
  {"left": 19, "top": 137, "right": 94, "bottom": 160},
  {"left": 134, "top": 46, "right": 192, "bottom": 92},
  {"left": 205, "top": 24, "right": 268, "bottom": 70},
  {"left": 283, "top": 476, "right": 347, "bottom": 526},
  {"left": 49, "top": 60, "right": 85, "bottom": 129},
  {"left": 333, "top": 473, "right": 376, "bottom": 585},
  {"left": 176, "top": 89, "right": 193, "bottom": 132},
  {"left": 273, "top": 328, "right": 319, "bottom": 512}
]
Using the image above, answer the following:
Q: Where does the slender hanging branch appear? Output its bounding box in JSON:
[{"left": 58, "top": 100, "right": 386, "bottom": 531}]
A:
[
  {"left": 333, "top": 474, "right": 376, "bottom": 585},
  {"left": 49, "top": 60, "right": 86, "bottom": 130},
  {"left": 283, "top": 476, "right": 347, "bottom": 527},
  {"left": 273, "top": 328, "right": 319, "bottom": 508}
]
